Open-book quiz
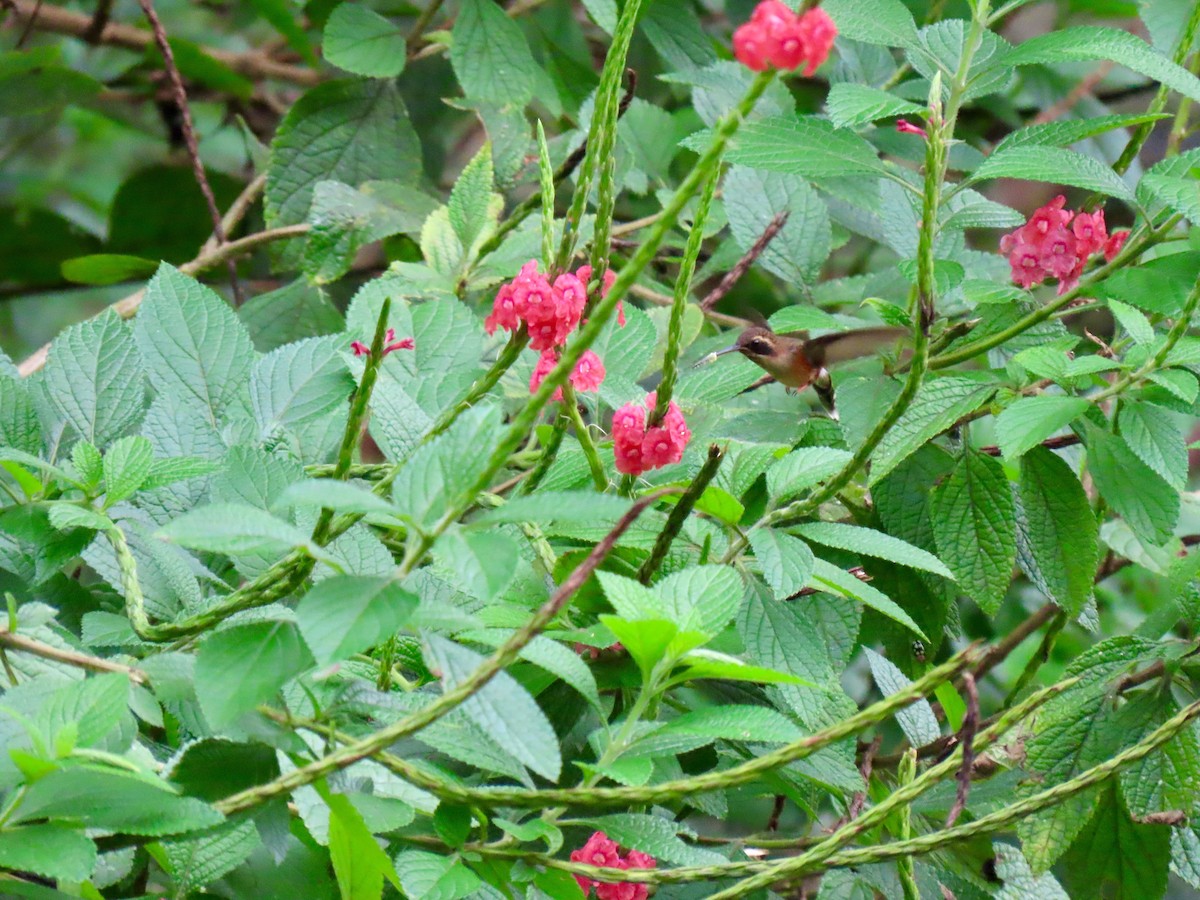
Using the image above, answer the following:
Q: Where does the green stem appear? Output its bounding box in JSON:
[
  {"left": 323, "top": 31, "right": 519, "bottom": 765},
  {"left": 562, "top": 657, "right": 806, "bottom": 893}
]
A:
[
  {"left": 561, "top": 384, "right": 608, "bottom": 491},
  {"left": 650, "top": 166, "right": 719, "bottom": 426},
  {"left": 896, "top": 750, "right": 920, "bottom": 900},
  {"left": 638, "top": 444, "right": 724, "bottom": 584},
  {"left": 518, "top": 416, "right": 568, "bottom": 496}
]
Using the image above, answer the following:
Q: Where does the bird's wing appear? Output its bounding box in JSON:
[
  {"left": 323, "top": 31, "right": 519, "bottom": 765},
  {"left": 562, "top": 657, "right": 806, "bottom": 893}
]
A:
[{"left": 805, "top": 327, "right": 910, "bottom": 368}]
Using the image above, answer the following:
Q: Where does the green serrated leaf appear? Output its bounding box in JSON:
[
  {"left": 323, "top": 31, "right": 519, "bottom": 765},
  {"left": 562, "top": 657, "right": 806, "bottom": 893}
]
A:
[
  {"left": 195, "top": 620, "right": 315, "bottom": 728},
  {"left": 869, "top": 377, "right": 996, "bottom": 485},
  {"left": 14, "top": 767, "right": 222, "bottom": 836},
  {"left": 102, "top": 435, "right": 154, "bottom": 505},
  {"left": 767, "top": 446, "right": 854, "bottom": 501},
  {"left": 44, "top": 309, "right": 145, "bottom": 448},
  {"left": 726, "top": 116, "right": 887, "bottom": 179},
  {"left": 1005, "top": 26, "right": 1200, "bottom": 104},
  {"left": 972, "top": 146, "right": 1135, "bottom": 201},
  {"left": 134, "top": 264, "right": 254, "bottom": 429},
  {"left": 994, "top": 113, "right": 1171, "bottom": 154},
  {"left": 266, "top": 79, "right": 422, "bottom": 234},
  {"left": 0, "top": 824, "right": 96, "bottom": 882},
  {"left": 157, "top": 502, "right": 312, "bottom": 555},
  {"left": 822, "top": 0, "right": 918, "bottom": 48},
  {"left": 1016, "top": 446, "right": 1097, "bottom": 615},
  {"left": 423, "top": 634, "right": 561, "bottom": 781},
  {"left": 723, "top": 165, "right": 831, "bottom": 290},
  {"left": 795, "top": 521, "right": 954, "bottom": 579},
  {"left": 810, "top": 557, "right": 927, "bottom": 639},
  {"left": 450, "top": 0, "right": 539, "bottom": 106},
  {"left": 1119, "top": 401, "right": 1187, "bottom": 490},
  {"left": 931, "top": 450, "right": 1015, "bottom": 615},
  {"left": 995, "top": 396, "right": 1090, "bottom": 460},
  {"left": 297, "top": 574, "right": 417, "bottom": 665},
  {"left": 826, "top": 83, "right": 924, "bottom": 129},
  {"left": 1086, "top": 422, "right": 1179, "bottom": 547},
  {"left": 323, "top": 3, "right": 406, "bottom": 78},
  {"left": 864, "top": 648, "right": 940, "bottom": 746},
  {"left": 749, "top": 529, "right": 815, "bottom": 599}
]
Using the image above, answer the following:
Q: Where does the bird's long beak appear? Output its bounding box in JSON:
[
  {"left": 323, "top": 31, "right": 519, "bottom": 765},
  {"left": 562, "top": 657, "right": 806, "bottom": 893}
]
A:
[{"left": 693, "top": 346, "right": 741, "bottom": 368}]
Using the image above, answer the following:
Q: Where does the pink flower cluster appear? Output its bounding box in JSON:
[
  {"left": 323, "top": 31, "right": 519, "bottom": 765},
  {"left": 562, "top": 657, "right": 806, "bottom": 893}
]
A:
[
  {"left": 487, "top": 260, "right": 626, "bottom": 400},
  {"left": 733, "top": 1, "right": 836, "bottom": 75},
  {"left": 999, "top": 196, "right": 1130, "bottom": 294},
  {"left": 569, "top": 831, "right": 657, "bottom": 900},
  {"left": 350, "top": 329, "right": 414, "bottom": 357},
  {"left": 612, "top": 391, "right": 691, "bottom": 476}
]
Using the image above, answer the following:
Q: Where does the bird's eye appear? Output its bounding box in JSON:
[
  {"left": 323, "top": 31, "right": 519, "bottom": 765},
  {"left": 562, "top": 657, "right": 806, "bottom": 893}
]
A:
[{"left": 746, "top": 339, "right": 771, "bottom": 355}]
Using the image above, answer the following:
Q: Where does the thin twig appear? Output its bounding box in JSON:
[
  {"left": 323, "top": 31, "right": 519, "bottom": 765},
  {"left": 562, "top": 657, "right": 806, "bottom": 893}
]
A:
[
  {"left": 945, "top": 672, "right": 978, "bottom": 827},
  {"left": 765, "top": 794, "right": 786, "bottom": 832},
  {"left": 969, "top": 602, "right": 1057, "bottom": 682},
  {"left": 15, "top": 0, "right": 42, "bottom": 45},
  {"left": 4, "top": 0, "right": 319, "bottom": 84},
  {"left": 136, "top": 0, "right": 242, "bottom": 304},
  {"left": 699, "top": 211, "right": 789, "bottom": 311},
  {"left": 0, "top": 628, "right": 147, "bottom": 684},
  {"left": 1030, "top": 61, "right": 1115, "bottom": 125},
  {"left": 978, "top": 433, "right": 1080, "bottom": 457},
  {"left": 82, "top": 0, "right": 112, "bottom": 42},
  {"left": 201, "top": 173, "right": 267, "bottom": 255}
]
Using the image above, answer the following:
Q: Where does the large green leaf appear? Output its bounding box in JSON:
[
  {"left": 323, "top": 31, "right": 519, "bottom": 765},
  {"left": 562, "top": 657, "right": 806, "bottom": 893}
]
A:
[
  {"left": 822, "top": 0, "right": 918, "bottom": 48},
  {"left": 1005, "top": 27, "right": 1200, "bottom": 104},
  {"left": 869, "top": 377, "right": 996, "bottom": 485},
  {"left": 749, "top": 529, "right": 815, "bottom": 600},
  {"left": 971, "top": 146, "right": 1135, "bottom": 201},
  {"left": 423, "top": 635, "right": 561, "bottom": 781},
  {"left": 723, "top": 165, "right": 831, "bottom": 290},
  {"left": 1060, "top": 784, "right": 1170, "bottom": 898},
  {"left": 249, "top": 336, "right": 354, "bottom": 460},
  {"left": 1118, "top": 401, "right": 1187, "bottom": 490},
  {"left": 134, "top": 264, "right": 255, "bottom": 429},
  {"left": 1015, "top": 447, "right": 1097, "bottom": 616},
  {"left": 43, "top": 309, "right": 145, "bottom": 448},
  {"left": 297, "top": 575, "right": 418, "bottom": 665},
  {"left": 994, "top": 396, "right": 1090, "bottom": 461},
  {"left": 930, "top": 450, "right": 1015, "bottom": 615},
  {"left": 323, "top": 3, "right": 406, "bottom": 78},
  {"left": 826, "top": 83, "right": 924, "bottom": 129},
  {"left": 195, "top": 620, "right": 315, "bottom": 728},
  {"left": 0, "top": 375, "right": 41, "bottom": 456},
  {"left": 266, "top": 79, "right": 422, "bottom": 229},
  {"left": 391, "top": 403, "right": 500, "bottom": 529},
  {"left": 450, "top": 0, "right": 539, "bottom": 106},
  {"left": 794, "top": 521, "right": 954, "bottom": 579},
  {"left": 14, "top": 767, "right": 222, "bottom": 835},
  {"left": 809, "top": 557, "right": 926, "bottom": 639},
  {"left": 726, "top": 116, "right": 887, "bottom": 179},
  {"left": 0, "top": 824, "right": 96, "bottom": 882},
  {"left": 1086, "top": 423, "right": 1179, "bottom": 547},
  {"left": 864, "top": 648, "right": 939, "bottom": 747}
]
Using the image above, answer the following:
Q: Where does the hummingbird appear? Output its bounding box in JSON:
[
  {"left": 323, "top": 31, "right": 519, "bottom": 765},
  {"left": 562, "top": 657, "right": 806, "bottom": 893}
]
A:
[{"left": 699, "top": 324, "right": 910, "bottom": 392}]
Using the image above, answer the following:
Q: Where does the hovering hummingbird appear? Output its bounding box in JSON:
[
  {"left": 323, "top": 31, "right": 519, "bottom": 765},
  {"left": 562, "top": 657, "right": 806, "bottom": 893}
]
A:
[{"left": 698, "top": 323, "right": 909, "bottom": 391}]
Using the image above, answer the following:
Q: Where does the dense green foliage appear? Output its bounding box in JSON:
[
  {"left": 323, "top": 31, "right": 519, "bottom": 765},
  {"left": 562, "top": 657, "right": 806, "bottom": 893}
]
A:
[{"left": 3, "top": 0, "right": 1200, "bottom": 897}]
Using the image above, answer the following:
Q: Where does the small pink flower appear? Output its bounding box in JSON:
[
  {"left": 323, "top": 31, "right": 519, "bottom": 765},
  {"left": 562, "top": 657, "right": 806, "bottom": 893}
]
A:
[
  {"left": 733, "top": 20, "right": 773, "bottom": 71},
  {"left": 570, "top": 831, "right": 622, "bottom": 895},
  {"left": 766, "top": 16, "right": 807, "bottom": 70},
  {"left": 571, "top": 350, "right": 606, "bottom": 393},
  {"left": 529, "top": 349, "right": 606, "bottom": 400},
  {"left": 575, "top": 264, "right": 625, "bottom": 327},
  {"left": 350, "top": 328, "right": 414, "bottom": 357},
  {"left": 896, "top": 119, "right": 926, "bottom": 136},
  {"left": 485, "top": 283, "right": 522, "bottom": 335},
  {"left": 1026, "top": 195, "right": 1072, "bottom": 237},
  {"left": 1072, "top": 209, "right": 1108, "bottom": 258},
  {"left": 1006, "top": 235, "right": 1047, "bottom": 290},
  {"left": 796, "top": 7, "right": 837, "bottom": 76},
  {"left": 1105, "top": 229, "right": 1130, "bottom": 262},
  {"left": 1038, "top": 225, "right": 1078, "bottom": 280}
]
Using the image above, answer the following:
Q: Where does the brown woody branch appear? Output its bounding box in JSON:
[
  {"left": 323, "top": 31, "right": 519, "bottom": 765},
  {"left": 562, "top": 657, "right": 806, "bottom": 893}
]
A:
[
  {"left": 0, "top": 628, "right": 147, "bottom": 684},
  {"left": 4, "top": 0, "right": 319, "bottom": 85},
  {"left": 699, "top": 211, "right": 790, "bottom": 311},
  {"left": 136, "top": 0, "right": 242, "bottom": 304}
]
